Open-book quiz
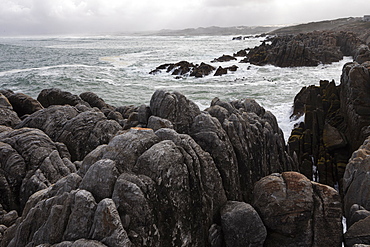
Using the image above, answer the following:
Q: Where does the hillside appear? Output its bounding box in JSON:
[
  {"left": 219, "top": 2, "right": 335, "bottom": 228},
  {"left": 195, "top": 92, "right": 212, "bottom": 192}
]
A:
[
  {"left": 145, "top": 25, "right": 279, "bottom": 36},
  {"left": 270, "top": 17, "right": 370, "bottom": 43}
]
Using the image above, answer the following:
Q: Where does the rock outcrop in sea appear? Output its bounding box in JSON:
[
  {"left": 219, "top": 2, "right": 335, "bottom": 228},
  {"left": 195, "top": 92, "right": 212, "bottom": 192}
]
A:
[{"left": 243, "top": 31, "right": 364, "bottom": 67}]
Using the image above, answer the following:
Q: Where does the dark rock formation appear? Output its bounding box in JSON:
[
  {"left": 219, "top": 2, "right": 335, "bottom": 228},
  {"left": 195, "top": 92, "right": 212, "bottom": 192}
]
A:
[
  {"left": 203, "top": 97, "right": 296, "bottom": 202},
  {"left": 6, "top": 92, "right": 43, "bottom": 118},
  {"left": 150, "top": 90, "right": 201, "bottom": 134},
  {"left": 220, "top": 201, "right": 266, "bottom": 247},
  {"left": 345, "top": 216, "right": 370, "bottom": 247},
  {"left": 354, "top": 45, "right": 370, "bottom": 64},
  {"left": 211, "top": 55, "right": 237, "bottom": 63},
  {"left": 17, "top": 105, "right": 122, "bottom": 161},
  {"left": 233, "top": 49, "right": 248, "bottom": 57},
  {"left": 147, "top": 116, "right": 174, "bottom": 131},
  {"left": 150, "top": 61, "right": 215, "bottom": 78},
  {"left": 37, "top": 88, "right": 87, "bottom": 108},
  {"left": 343, "top": 136, "right": 370, "bottom": 218},
  {"left": 0, "top": 126, "right": 74, "bottom": 213},
  {"left": 0, "top": 93, "right": 21, "bottom": 127},
  {"left": 340, "top": 61, "right": 370, "bottom": 153},
  {"left": 288, "top": 60, "right": 370, "bottom": 189},
  {"left": 214, "top": 65, "right": 238, "bottom": 76},
  {"left": 253, "top": 171, "right": 342, "bottom": 247},
  {"left": 214, "top": 66, "right": 228, "bottom": 76},
  {"left": 246, "top": 31, "right": 364, "bottom": 67}
]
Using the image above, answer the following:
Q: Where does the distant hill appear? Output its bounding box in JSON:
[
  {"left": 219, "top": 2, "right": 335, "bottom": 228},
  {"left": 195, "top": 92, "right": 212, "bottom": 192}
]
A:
[
  {"left": 270, "top": 17, "right": 370, "bottom": 43},
  {"left": 145, "top": 26, "right": 280, "bottom": 36}
]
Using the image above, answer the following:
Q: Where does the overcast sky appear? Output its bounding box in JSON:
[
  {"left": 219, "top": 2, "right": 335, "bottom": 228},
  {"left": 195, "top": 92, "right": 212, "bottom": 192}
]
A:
[{"left": 1, "top": 0, "right": 369, "bottom": 35}]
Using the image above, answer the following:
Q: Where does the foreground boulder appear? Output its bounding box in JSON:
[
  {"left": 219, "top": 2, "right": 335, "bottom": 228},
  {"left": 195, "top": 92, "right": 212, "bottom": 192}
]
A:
[{"left": 253, "top": 171, "right": 342, "bottom": 247}]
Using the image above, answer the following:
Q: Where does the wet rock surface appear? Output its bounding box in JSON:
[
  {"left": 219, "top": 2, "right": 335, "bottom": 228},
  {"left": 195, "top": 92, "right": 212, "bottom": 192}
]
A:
[{"left": 246, "top": 31, "right": 364, "bottom": 67}]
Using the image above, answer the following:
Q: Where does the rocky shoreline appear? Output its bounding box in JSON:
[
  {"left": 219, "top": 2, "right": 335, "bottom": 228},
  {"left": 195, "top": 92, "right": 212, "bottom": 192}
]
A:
[{"left": 1, "top": 31, "right": 370, "bottom": 246}]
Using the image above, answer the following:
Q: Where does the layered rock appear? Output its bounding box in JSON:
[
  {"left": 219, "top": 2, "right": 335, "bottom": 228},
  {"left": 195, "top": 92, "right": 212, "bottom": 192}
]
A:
[
  {"left": 0, "top": 126, "right": 75, "bottom": 213},
  {"left": 6, "top": 92, "right": 43, "bottom": 118},
  {"left": 17, "top": 105, "right": 122, "bottom": 161},
  {"left": 288, "top": 60, "right": 370, "bottom": 188},
  {"left": 220, "top": 201, "right": 267, "bottom": 247},
  {"left": 253, "top": 171, "right": 342, "bottom": 247},
  {"left": 0, "top": 93, "right": 21, "bottom": 127},
  {"left": 246, "top": 31, "right": 363, "bottom": 67}
]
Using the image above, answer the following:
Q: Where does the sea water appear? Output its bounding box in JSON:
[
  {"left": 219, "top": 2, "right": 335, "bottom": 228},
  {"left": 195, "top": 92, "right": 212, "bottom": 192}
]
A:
[{"left": 0, "top": 35, "right": 352, "bottom": 141}]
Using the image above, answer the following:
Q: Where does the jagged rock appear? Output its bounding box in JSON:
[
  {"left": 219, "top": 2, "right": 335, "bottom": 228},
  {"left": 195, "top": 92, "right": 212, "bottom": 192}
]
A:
[
  {"left": 6, "top": 93, "right": 43, "bottom": 118},
  {"left": 79, "top": 128, "right": 159, "bottom": 175},
  {"left": 190, "top": 112, "right": 241, "bottom": 200},
  {"left": 17, "top": 105, "right": 122, "bottom": 161},
  {"left": 137, "top": 104, "right": 151, "bottom": 125},
  {"left": 147, "top": 115, "right": 174, "bottom": 131},
  {"left": 233, "top": 49, "right": 248, "bottom": 57},
  {"left": 112, "top": 173, "right": 157, "bottom": 246},
  {"left": 37, "top": 88, "right": 88, "bottom": 108},
  {"left": 253, "top": 172, "right": 342, "bottom": 247},
  {"left": 288, "top": 79, "right": 349, "bottom": 187},
  {"left": 207, "top": 97, "right": 295, "bottom": 201},
  {"left": 355, "top": 45, "right": 370, "bottom": 64},
  {"left": 0, "top": 127, "right": 74, "bottom": 213},
  {"left": 340, "top": 61, "right": 370, "bottom": 153},
  {"left": 220, "top": 201, "right": 266, "bottom": 247},
  {"left": 348, "top": 204, "right": 370, "bottom": 228},
  {"left": 150, "top": 61, "right": 215, "bottom": 78},
  {"left": 140, "top": 128, "right": 227, "bottom": 246},
  {"left": 90, "top": 198, "right": 131, "bottom": 247},
  {"left": 0, "top": 94, "right": 20, "bottom": 127},
  {"left": 79, "top": 92, "right": 113, "bottom": 110},
  {"left": 79, "top": 159, "right": 119, "bottom": 202},
  {"left": 211, "top": 54, "right": 237, "bottom": 63},
  {"left": 345, "top": 216, "right": 370, "bottom": 247},
  {"left": 323, "top": 122, "right": 347, "bottom": 150},
  {"left": 149, "top": 90, "right": 201, "bottom": 134},
  {"left": 190, "top": 62, "right": 216, "bottom": 77},
  {"left": 343, "top": 136, "right": 370, "bottom": 217},
  {"left": 214, "top": 66, "right": 228, "bottom": 76},
  {"left": 0, "top": 210, "right": 18, "bottom": 227},
  {"left": 247, "top": 31, "right": 363, "bottom": 67}
]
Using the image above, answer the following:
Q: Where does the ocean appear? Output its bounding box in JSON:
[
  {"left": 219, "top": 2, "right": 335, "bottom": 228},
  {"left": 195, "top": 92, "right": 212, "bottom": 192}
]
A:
[{"left": 0, "top": 35, "right": 352, "bottom": 140}]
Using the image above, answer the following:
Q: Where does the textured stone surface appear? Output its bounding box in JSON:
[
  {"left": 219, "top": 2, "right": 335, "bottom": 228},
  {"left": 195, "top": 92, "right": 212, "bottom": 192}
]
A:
[
  {"left": 149, "top": 90, "right": 201, "bottom": 134},
  {"left": 37, "top": 88, "right": 87, "bottom": 108},
  {"left": 343, "top": 137, "right": 370, "bottom": 218},
  {"left": 18, "top": 105, "right": 122, "bottom": 161},
  {"left": 220, "top": 201, "right": 266, "bottom": 247},
  {"left": 253, "top": 172, "right": 342, "bottom": 247}
]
